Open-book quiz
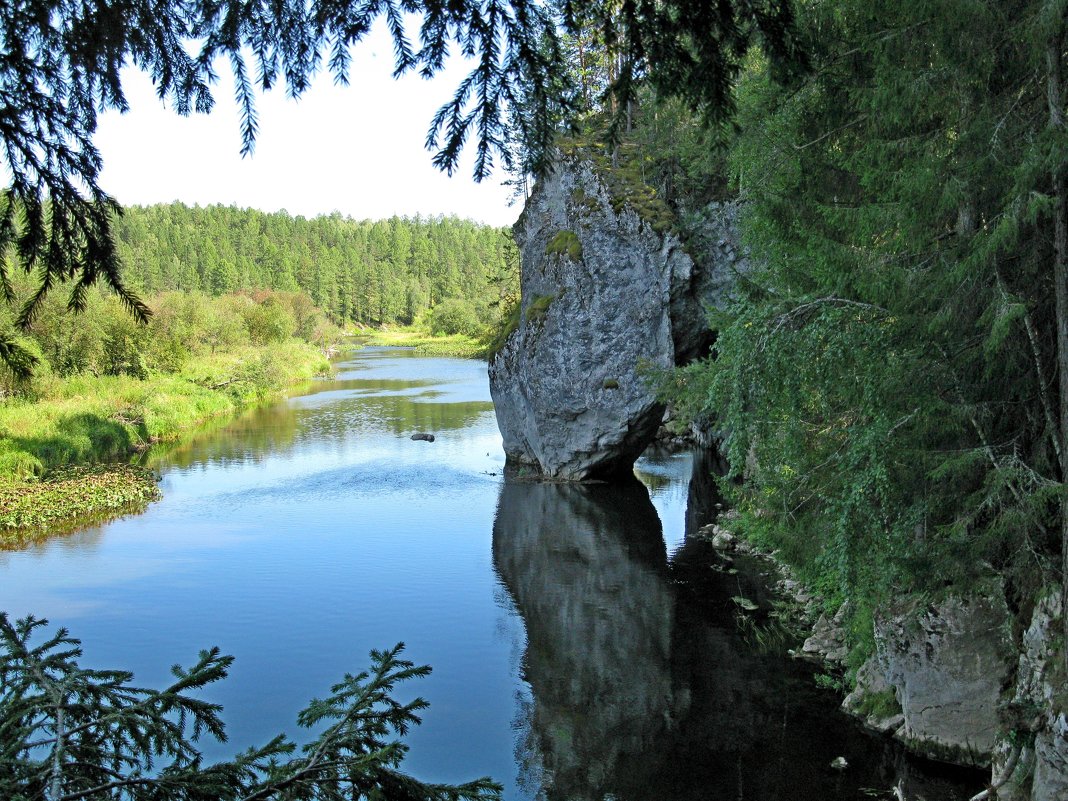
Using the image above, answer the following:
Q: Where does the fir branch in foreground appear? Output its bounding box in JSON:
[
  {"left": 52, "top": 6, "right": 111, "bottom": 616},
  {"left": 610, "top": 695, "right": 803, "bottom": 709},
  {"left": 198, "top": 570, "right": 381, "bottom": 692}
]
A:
[{"left": 0, "top": 613, "right": 502, "bottom": 801}]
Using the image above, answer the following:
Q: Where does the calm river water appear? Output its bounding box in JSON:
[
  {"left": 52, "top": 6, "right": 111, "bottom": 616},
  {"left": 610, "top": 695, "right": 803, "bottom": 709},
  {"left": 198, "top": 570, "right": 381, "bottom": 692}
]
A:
[{"left": 0, "top": 348, "right": 982, "bottom": 800}]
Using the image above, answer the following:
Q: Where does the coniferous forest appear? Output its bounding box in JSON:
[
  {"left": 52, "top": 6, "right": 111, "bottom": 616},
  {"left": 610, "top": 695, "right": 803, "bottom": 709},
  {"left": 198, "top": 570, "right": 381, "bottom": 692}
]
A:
[{"left": 112, "top": 205, "right": 516, "bottom": 331}]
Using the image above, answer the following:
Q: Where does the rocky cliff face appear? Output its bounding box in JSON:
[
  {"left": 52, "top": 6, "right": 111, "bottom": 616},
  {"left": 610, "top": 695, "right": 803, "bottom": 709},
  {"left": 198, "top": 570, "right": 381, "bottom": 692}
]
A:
[
  {"left": 990, "top": 591, "right": 1068, "bottom": 801},
  {"left": 872, "top": 583, "right": 1015, "bottom": 767},
  {"left": 837, "top": 581, "right": 1068, "bottom": 798},
  {"left": 488, "top": 155, "right": 744, "bottom": 480}
]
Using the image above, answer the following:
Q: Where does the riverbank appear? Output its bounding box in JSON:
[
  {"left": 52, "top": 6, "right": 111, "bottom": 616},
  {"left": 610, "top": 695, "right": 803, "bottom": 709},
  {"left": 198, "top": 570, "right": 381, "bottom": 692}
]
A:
[
  {"left": 0, "top": 465, "right": 162, "bottom": 548},
  {"left": 0, "top": 340, "right": 331, "bottom": 545},
  {"left": 355, "top": 327, "right": 487, "bottom": 358}
]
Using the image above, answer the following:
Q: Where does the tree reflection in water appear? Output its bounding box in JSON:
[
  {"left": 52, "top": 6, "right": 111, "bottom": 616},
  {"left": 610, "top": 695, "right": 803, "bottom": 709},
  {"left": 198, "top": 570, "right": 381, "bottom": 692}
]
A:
[{"left": 491, "top": 456, "right": 981, "bottom": 801}]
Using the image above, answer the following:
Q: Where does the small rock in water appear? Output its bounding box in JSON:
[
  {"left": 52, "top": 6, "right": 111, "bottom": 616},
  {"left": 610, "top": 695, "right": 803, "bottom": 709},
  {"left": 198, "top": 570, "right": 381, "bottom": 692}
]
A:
[
  {"left": 410, "top": 432, "right": 436, "bottom": 442},
  {"left": 830, "top": 756, "right": 848, "bottom": 770}
]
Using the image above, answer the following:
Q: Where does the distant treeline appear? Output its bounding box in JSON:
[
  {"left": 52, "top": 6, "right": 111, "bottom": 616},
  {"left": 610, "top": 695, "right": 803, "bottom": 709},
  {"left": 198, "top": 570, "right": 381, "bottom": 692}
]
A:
[{"left": 112, "top": 204, "right": 517, "bottom": 328}]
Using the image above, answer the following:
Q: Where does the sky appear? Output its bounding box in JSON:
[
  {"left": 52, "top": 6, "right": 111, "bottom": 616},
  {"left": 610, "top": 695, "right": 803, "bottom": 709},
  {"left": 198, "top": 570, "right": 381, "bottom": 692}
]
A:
[{"left": 93, "top": 24, "right": 521, "bottom": 228}]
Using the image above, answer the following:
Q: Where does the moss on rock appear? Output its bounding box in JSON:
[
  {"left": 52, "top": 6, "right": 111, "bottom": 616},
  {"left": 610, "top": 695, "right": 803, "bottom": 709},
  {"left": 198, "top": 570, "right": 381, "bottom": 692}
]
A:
[
  {"left": 526, "top": 294, "right": 556, "bottom": 322},
  {"left": 545, "top": 231, "right": 583, "bottom": 261}
]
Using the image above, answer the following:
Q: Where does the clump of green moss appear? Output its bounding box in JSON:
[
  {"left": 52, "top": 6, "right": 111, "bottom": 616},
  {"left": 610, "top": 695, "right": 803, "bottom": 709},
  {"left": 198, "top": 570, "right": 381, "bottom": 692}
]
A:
[
  {"left": 854, "top": 688, "right": 901, "bottom": 720},
  {"left": 526, "top": 294, "right": 556, "bottom": 322},
  {"left": 545, "top": 230, "right": 583, "bottom": 261},
  {"left": 557, "top": 121, "right": 677, "bottom": 235}
]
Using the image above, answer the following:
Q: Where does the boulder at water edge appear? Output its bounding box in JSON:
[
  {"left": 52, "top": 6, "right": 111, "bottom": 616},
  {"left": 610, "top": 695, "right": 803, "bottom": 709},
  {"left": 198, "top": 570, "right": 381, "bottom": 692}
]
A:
[{"left": 489, "top": 155, "right": 744, "bottom": 480}]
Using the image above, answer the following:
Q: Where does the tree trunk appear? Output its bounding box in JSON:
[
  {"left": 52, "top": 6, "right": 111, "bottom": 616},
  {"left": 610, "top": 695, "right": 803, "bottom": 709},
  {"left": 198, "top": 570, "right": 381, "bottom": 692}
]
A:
[{"left": 1047, "top": 24, "right": 1068, "bottom": 672}]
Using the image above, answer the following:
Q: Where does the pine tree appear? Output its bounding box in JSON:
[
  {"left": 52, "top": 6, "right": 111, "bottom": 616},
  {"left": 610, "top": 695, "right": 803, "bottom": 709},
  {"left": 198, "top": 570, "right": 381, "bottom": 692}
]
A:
[
  {"left": 0, "top": 613, "right": 501, "bottom": 801},
  {"left": 0, "top": 0, "right": 804, "bottom": 376},
  {"left": 679, "top": 0, "right": 1068, "bottom": 656}
]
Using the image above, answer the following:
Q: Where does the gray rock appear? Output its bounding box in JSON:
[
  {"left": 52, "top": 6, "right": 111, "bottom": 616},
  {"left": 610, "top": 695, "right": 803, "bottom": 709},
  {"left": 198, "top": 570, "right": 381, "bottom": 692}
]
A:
[
  {"left": 711, "top": 528, "right": 736, "bottom": 550},
  {"left": 874, "top": 580, "right": 1015, "bottom": 767},
  {"left": 998, "top": 589, "right": 1068, "bottom": 801},
  {"left": 489, "top": 155, "right": 746, "bottom": 480},
  {"left": 842, "top": 657, "right": 904, "bottom": 735},
  {"left": 1033, "top": 713, "right": 1068, "bottom": 801},
  {"left": 801, "top": 603, "right": 850, "bottom": 665}
]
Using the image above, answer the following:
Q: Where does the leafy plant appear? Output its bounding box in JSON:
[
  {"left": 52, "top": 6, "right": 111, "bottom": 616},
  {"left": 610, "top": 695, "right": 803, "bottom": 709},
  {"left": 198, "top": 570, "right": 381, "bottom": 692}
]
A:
[{"left": 0, "top": 614, "right": 501, "bottom": 801}]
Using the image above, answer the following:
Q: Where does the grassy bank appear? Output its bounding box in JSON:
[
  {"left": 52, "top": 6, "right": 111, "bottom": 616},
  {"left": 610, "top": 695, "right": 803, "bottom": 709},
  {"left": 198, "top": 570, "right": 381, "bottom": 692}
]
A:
[
  {"left": 0, "top": 286, "right": 340, "bottom": 545},
  {"left": 0, "top": 340, "right": 330, "bottom": 545},
  {"left": 0, "top": 340, "right": 331, "bottom": 478},
  {"left": 358, "top": 327, "right": 487, "bottom": 359}
]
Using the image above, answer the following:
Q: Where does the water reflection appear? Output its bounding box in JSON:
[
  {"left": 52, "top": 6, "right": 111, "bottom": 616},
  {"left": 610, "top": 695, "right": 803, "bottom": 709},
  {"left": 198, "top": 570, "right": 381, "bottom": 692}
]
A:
[
  {"left": 2, "top": 347, "right": 981, "bottom": 800},
  {"left": 152, "top": 348, "right": 494, "bottom": 469},
  {"left": 493, "top": 478, "right": 673, "bottom": 799},
  {"left": 492, "top": 469, "right": 979, "bottom": 801}
]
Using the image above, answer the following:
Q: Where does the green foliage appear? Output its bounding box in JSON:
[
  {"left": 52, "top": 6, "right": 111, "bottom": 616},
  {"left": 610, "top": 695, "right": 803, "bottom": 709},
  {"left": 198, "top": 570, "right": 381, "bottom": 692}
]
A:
[
  {"left": 241, "top": 296, "right": 296, "bottom": 345},
  {"left": 429, "top": 299, "right": 481, "bottom": 337},
  {"left": 111, "top": 205, "right": 518, "bottom": 333},
  {"left": 0, "top": 287, "right": 335, "bottom": 496},
  {"left": 545, "top": 230, "right": 583, "bottom": 260},
  {"left": 663, "top": 0, "right": 1067, "bottom": 658},
  {"left": 0, "top": 465, "right": 161, "bottom": 546},
  {"left": 813, "top": 672, "right": 846, "bottom": 693},
  {"left": 483, "top": 296, "right": 521, "bottom": 359},
  {"left": 854, "top": 688, "right": 902, "bottom": 720},
  {"left": 0, "top": 614, "right": 501, "bottom": 801}
]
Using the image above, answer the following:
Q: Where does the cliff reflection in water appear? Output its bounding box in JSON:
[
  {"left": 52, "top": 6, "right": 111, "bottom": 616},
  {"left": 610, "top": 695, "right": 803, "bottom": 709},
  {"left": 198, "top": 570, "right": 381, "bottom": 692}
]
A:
[{"left": 491, "top": 460, "right": 963, "bottom": 801}]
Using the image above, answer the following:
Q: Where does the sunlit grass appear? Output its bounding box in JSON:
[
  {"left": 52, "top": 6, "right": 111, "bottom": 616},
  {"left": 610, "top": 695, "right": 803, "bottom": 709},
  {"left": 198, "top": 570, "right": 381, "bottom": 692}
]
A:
[
  {"left": 0, "top": 342, "right": 331, "bottom": 481},
  {"left": 357, "top": 327, "right": 486, "bottom": 358}
]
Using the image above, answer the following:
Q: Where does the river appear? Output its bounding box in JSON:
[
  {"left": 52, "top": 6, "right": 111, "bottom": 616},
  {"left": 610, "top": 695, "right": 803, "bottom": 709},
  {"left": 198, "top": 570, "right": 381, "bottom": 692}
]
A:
[{"left": 0, "top": 348, "right": 982, "bottom": 800}]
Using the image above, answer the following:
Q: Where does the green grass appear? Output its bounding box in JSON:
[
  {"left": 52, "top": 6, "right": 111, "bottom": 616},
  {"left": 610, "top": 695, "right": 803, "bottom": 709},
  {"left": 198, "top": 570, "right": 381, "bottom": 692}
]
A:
[
  {"left": 0, "top": 342, "right": 330, "bottom": 479},
  {"left": 0, "top": 341, "right": 330, "bottom": 539},
  {"left": 853, "top": 688, "right": 901, "bottom": 720},
  {"left": 358, "top": 327, "right": 486, "bottom": 358}
]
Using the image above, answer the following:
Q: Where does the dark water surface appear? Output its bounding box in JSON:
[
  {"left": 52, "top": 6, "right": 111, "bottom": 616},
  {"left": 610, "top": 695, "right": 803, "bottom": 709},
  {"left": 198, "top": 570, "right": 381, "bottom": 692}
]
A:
[{"left": 0, "top": 349, "right": 982, "bottom": 800}]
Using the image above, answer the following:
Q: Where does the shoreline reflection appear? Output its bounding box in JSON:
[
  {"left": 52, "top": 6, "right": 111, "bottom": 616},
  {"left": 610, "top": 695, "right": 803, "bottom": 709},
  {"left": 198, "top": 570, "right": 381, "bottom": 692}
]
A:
[{"left": 492, "top": 463, "right": 981, "bottom": 801}]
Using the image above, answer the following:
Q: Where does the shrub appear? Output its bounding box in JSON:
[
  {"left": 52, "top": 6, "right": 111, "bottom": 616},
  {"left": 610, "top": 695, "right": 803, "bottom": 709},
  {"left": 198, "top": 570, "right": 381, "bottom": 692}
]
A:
[
  {"left": 242, "top": 296, "right": 297, "bottom": 344},
  {"left": 429, "top": 298, "right": 481, "bottom": 337}
]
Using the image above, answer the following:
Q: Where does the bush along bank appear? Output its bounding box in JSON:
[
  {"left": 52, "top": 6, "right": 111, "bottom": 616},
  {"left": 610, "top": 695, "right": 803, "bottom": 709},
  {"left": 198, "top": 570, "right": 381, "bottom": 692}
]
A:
[{"left": 0, "top": 289, "right": 338, "bottom": 545}]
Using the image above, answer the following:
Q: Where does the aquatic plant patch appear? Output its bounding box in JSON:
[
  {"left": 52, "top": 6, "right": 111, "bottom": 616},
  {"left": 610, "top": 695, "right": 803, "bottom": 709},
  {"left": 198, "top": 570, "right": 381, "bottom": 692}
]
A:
[{"left": 0, "top": 464, "right": 161, "bottom": 547}]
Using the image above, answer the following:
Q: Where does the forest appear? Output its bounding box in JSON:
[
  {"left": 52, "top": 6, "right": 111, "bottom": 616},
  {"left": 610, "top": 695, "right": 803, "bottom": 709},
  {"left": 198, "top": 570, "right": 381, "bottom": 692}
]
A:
[
  {"left": 111, "top": 205, "right": 516, "bottom": 333},
  {"left": 503, "top": 0, "right": 1066, "bottom": 682}
]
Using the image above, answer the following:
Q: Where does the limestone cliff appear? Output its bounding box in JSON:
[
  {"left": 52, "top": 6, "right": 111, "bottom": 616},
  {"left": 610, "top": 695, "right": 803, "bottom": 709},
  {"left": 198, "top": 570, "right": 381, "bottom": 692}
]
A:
[
  {"left": 488, "top": 154, "right": 744, "bottom": 480},
  {"left": 837, "top": 581, "right": 1068, "bottom": 798}
]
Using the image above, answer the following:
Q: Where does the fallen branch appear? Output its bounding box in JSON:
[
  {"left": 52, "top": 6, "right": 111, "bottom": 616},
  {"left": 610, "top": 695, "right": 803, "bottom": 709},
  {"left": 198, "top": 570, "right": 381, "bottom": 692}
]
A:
[{"left": 968, "top": 742, "right": 1022, "bottom": 801}]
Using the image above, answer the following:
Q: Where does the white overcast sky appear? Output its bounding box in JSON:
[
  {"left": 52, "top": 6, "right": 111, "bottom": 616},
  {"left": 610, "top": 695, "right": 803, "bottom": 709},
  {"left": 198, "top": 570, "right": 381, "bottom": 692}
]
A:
[{"left": 94, "top": 23, "right": 520, "bottom": 227}]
